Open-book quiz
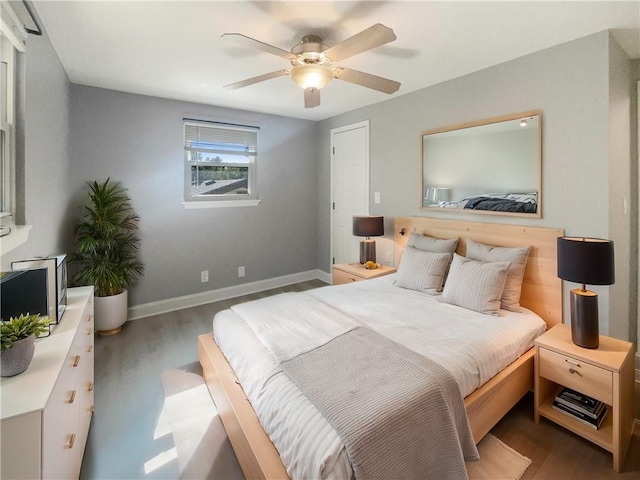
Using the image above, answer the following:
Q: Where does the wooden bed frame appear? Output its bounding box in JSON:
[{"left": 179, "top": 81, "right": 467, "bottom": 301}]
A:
[{"left": 198, "top": 217, "right": 564, "bottom": 479}]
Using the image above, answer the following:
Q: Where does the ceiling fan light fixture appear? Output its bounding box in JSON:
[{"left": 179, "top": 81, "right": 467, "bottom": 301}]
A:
[{"left": 291, "top": 64, "right": 333, "bottom": 90}]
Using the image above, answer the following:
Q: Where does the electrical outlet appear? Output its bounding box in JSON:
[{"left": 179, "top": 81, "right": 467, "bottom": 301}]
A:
[
  {"left": 200, "top": 270, "right": 209, "bottom": 283},
  {"left": 238, "top": 266, "right": 245, "bottom": 278}
]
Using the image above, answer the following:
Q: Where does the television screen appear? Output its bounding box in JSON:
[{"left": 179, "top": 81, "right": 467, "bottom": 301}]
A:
[{"left": 1, "top": 269, "right": 48, "bottom": 321}]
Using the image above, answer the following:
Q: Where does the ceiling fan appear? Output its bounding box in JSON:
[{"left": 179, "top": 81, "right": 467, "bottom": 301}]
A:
[{"left": 222, "top": 23, "right": 401, "bottom": 108}]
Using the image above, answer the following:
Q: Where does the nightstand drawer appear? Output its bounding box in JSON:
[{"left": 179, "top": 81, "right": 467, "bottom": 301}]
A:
[
  {"left": 539, "top": 348, "right": 613, "bottom": 404},
  {"left": 333, "top": 269, "right": 363, "bottom": 285}
]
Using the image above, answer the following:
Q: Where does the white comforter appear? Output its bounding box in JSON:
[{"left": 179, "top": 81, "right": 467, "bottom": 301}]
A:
[{"left": 213, "top": 275, "right": 546, "bottom": 479}]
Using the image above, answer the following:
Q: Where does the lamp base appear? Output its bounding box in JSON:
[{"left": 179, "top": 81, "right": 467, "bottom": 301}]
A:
[
  {"left": 359, "top": 239, "right": 377, "bottom": 264},
  {"left": 569, "top": 288, "right": 599, "bottom": 349}
]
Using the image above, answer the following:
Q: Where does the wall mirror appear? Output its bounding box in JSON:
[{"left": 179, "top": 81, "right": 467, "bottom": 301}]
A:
[{"left": 421, "top": 110, "right": 542, "bottom": 218}]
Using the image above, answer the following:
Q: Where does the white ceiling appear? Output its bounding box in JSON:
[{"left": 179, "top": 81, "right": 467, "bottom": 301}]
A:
[{"left": 31, "top": 1, "right": 640, "bottom": 121}]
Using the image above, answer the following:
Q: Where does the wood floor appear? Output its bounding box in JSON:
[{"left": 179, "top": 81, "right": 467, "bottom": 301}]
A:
[
  {"left": 492, "top": 393, "right": 639, "bottom": 479},
  {"left": 82, "top": 279, "right": 639, "bottom": 479}
]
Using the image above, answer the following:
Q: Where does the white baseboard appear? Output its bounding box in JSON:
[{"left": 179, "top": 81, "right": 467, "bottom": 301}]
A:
[{"left": 127, "top": 269, "right": 332, "bottom": 321}]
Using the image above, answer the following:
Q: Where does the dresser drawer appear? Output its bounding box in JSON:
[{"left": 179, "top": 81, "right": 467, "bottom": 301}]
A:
[
  {"left": 539, "top": 348, "right": 613, "bottom": 404},
  {"left": 333, "top": 268, "right": 363, "bottom": 285},
  {"left": 43, "top": 361, "right": 82, "bottom": 480}
]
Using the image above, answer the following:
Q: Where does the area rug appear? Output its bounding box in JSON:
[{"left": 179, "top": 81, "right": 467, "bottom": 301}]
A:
[
  {"left": 161, "top": 366, "right": 531, "bottom": 480},
  {"left": 467, "top": 433, "right": 532, "bottom": 480}
]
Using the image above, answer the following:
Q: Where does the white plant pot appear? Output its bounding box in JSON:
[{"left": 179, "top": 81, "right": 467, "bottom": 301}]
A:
[{"left": 94, "top": 290, "right": 128, "bottom": 335}]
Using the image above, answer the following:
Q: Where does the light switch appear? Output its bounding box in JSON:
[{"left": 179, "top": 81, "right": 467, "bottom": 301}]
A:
[{"left": 374, "top": 192, "right": 381, "bottom": 204}]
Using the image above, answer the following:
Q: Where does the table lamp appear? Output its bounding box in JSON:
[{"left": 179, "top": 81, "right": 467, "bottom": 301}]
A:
[
  {"left": 353, "top": 216, "right": 384, "bottom": 264},
  {"left": 557, "top": 236, "right": 614, "bottom": 349}
]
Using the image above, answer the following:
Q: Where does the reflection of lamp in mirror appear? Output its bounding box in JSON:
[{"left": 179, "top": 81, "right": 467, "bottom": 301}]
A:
[
  {"left": 353, "top": 216, "right": 384, "bottom": 264},
  {"left": 557, "top": 236, "right": 615, "bottom": 349},
  {"left": 424, "top": 187, "right": 451, "bottom": 206}
]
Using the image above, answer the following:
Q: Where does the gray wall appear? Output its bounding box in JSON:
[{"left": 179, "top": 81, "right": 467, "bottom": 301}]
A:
[
  {"left": 68, "top": 86, "right": 318, "bottom": 306},
  {"left": 1, "top": 27, "right": 73, "bottom": 270},
  {"left": 317, "top": 32, "right": 634, "bottom": 341}
]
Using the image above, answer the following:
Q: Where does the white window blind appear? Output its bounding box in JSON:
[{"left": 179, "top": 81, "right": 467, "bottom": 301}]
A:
[{"left": 184, "top": 120, "right": 259, "bottom": 202}]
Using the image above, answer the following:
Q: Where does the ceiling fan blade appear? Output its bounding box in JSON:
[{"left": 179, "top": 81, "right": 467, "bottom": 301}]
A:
[
  {"left": 323, "top": 23, "right": 396, "bottom": 62},
  {"left": 304, "top": 87, "right": 320, "bottom": 108},
  {"left": 222, "top": 33, "right": 296, "bottom": 61},
  {"left": 224, "top": 70, "right": 289, "bottom": 90},
  {"left": 334, "top": 67, "right": 400, "bottom": 94}
]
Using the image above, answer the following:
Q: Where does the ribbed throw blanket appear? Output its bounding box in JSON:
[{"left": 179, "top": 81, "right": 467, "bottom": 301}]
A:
[{"left": 281, "top": 327, "right": 479, "bottom": 480}]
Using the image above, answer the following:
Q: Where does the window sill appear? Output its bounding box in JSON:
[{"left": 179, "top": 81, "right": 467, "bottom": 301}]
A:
[
  {"left": 0, "top": 224, "right": 32, "bottom": 256},
  {"left": 182, "top": 199, "right": 261, "bottom": 209}
]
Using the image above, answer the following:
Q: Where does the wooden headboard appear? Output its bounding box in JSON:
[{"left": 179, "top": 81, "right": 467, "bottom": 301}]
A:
[{"left": 394, "top": 217, "right": 564, "bottom": 328}]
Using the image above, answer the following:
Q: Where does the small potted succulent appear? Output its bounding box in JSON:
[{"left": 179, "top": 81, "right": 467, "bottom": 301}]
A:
[{"left": 1, "top": 313, "right": 50, "bottom": 377}]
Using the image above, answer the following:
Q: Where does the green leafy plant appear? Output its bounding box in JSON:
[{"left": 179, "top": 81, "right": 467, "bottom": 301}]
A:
[
  {"left": 1, "top": 314, "right": 51, "bottom": 351},
  {"left": 72, "top": 178, "right": 144, "bottom": 297}
]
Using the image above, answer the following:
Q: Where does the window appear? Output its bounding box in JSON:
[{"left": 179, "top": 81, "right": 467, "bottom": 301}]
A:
[
  {"left": 183, "top": 120, "right": 259, "bottom": 207},
  {"left": 1, "top": 3, "right": 26, "bottom": 232}
]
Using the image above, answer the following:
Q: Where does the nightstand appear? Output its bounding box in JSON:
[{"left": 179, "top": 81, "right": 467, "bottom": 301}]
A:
[
  {"left": 332, "top": 263, "right": 396, "bottom": 285},
  {"left": 534, "top": 324, "right": 635, "bottom": 472}
]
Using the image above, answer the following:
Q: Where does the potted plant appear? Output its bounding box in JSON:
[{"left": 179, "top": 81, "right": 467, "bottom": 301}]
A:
[
  {"left": 72, "top": 178, "right": 144, "bottom": 335},
  {"left": 1, "top": 314, "right": 51, "bottom": 377}
]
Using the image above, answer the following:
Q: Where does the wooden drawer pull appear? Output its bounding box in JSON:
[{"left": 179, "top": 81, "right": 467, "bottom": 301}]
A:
[
  {"left": 87, "top": 345, "right": 93, "bottom": 353},
  {"left": 67, "top": 390, "right": 76, "bottom": 404},
  {"left": 564, "top": 358, "right": 581, "bottom": 367},
  {"left": 73, "top": 355, "right": 80, "bottom": 367},
  {"left": 65, "top": 433, "right": 76, "bottom": 449},
  {"left": 88, "top": 382, "right": 94, "bottom": 392}
]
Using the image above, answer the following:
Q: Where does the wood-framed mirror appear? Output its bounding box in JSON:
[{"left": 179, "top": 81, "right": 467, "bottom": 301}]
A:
[{"left": 421, "top": 110, "right": 542, "bottom": 218}]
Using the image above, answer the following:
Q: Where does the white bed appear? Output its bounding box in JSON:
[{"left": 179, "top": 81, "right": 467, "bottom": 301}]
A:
[
  {"left": 213, "top": 275, "right": 546, "bottom": 479},
  {"left": 198, "top": 217, "right": 564, "bottom": 480}
]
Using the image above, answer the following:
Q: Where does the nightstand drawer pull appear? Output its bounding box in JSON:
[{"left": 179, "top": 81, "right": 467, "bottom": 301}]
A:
[{"left": 564, "top": 359, "right": 581, "bottom": 367}]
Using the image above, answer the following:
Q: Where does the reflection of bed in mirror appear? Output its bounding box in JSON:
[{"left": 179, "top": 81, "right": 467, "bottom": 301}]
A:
[
  {"left": 438, "top": 192, "right": 538, "bottom": 213},
  {"left": 422, "top": 111, "right": 542, "bottom": 218}
]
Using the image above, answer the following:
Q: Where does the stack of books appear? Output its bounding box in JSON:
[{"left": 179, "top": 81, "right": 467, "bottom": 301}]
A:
[{"left": 552, "top": 387, "right": 607, "bottom": 430}]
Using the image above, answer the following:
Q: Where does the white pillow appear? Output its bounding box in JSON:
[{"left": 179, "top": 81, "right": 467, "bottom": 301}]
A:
[
  {"left": 465, "top": 239, "right": 530, "bottom": 312},
  {"left": 407, "top": 232, "right": 459, "bottom": 254},
  {"left": 438, "top": 254, "right": 510, "bottom": 316},
  {"left": 395, "top": 247, "right": 453, "bottom": 294}
]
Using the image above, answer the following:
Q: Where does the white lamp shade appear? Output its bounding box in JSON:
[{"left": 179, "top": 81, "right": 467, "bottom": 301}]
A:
[
  {"left": 290, "top": 65, "right": 333, "bottom": 90},
  {"left": 425, "top": 187, "right": 451, "bottom": 204}
]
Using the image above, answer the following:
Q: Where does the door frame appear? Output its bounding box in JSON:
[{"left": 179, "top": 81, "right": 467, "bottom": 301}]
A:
[{"left": 330, "top": 120, "right": 370, "bottom": 269}]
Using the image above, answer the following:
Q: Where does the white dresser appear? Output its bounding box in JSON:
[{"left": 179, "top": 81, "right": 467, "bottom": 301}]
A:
[{"left": 1, "top": 286, "right": 95, "bottom": 479}]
